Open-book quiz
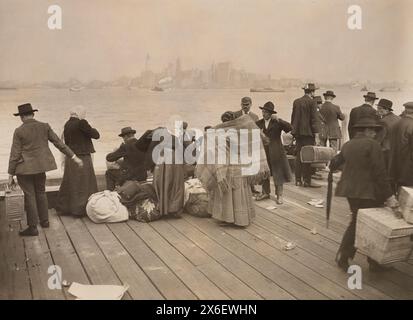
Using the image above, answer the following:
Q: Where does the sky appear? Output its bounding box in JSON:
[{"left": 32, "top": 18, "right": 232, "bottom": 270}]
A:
[{"left": 0, "top": 0, "right": 412, "bottom": 83}]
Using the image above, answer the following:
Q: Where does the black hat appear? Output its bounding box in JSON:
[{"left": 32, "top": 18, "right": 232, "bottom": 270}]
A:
[
  {"left": 241, "top": 96, "right": 252, "bottom": 105},
  {"left": 363, "top": 92, "right": 379, "bottom": 100},
  {"left": 403, "top": 102, "right": 413, "bottom": 109},
  {"left": 314, "top": 96, "right": 323, "bottom": 104},
  {"left": 323, "top": 90, "right": 336, "bottom": 98},
  {"left": 259, "top": 101, "right": 277, "bottom": 114},
  {"left": 353, "top": 117, "right": 382, "bottom": 129},
  {"left": 13, "top": 103, "right": 38, "bottom": 116},
  {"left": 302, "top": 83, "right": 319, "bottom": 91},
  {"left": 118, "top": 126, "right": 136, "bottom": 137},
  {"left": 376, "top": 98, "right": 393, "bottom": 111}
]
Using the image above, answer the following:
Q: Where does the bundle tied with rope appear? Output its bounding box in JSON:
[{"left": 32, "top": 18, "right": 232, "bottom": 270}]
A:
[{"left": 195, "top": 115, "right": 270, "bottom": 194}]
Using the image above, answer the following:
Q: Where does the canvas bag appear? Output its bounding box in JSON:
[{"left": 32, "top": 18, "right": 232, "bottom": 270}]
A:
[{"left": 86, "top": 191, "right": 129, "bottom": 223}]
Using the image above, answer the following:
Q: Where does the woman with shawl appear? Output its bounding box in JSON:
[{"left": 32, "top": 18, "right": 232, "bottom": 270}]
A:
[
  {"left": 56, "top": 105, "right": 100, "bottom": 216},
  {"left": 196, "top": 112, "right": 269, "bottom": 227}
]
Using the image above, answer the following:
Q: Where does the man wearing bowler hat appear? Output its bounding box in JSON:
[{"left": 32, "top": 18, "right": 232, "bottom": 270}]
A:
[
  {"left": 376, "top": 98, "right": 400, "bottom": 171},
  {"left": 105, "top": 126, "right": 147, "bottom": 190},
  {"left": 348, "top": 92, "right": 380, "bottom": 139},
  {"left": 320, "top": 90, "right": 345, "bottom": 152},
  {"left": 7, "top": 103, "right": 83, "bottom": 236},
  {"left": 389, "top": 102, "right": 413, "bottom": 188},
  {"left": 291, "top": 83, "right": 322, "bottom": 187}
]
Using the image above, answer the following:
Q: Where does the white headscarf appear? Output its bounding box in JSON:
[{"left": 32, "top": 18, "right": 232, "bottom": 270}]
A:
[{"left": 70, "top": 105, "right": 86, "bottom": 120}]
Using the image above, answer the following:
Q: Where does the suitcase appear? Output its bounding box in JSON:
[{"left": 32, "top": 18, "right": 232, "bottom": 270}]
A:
[
  {"left": 4, "top": 184, "right": 25, "bottom": 222},
  {"left": 355, "top": 207, "right": 413, "bottom": 264},
  {"left": 300, "top": 146, "right": 335, "bottom": 164},
  {"left": 398, "top": 186, "right": 413, "bottom": 224}
]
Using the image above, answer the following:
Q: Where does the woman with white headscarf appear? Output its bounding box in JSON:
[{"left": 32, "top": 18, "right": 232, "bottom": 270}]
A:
[{"left": 56, "top": 106, "right": 100, "bottom": 216}]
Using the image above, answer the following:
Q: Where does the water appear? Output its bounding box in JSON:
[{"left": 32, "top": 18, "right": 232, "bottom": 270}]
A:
[{"left": 1, "top": 87, "right": 412, "bottom": 179}]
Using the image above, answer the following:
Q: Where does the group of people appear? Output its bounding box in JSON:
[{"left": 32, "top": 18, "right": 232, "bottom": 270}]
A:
[{"left": 6, "top": 85, "right": 413, "bottom": 273}]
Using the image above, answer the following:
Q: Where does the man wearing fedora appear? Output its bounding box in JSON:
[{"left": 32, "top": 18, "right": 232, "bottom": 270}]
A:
[
  {"left": 291, "top": 83, "right": 321, "bottom": 188},
  {"left": 320, "top": 90, "right": 345, "bottom": 152},
  {"left": 348, "top": 92, "right": 380, "bottom": 139},
  {"left": 376, "top": 99, "right": 400, "bottom": 171},
  {"left": 255, "top": 101, "right": 293, "bottom": 204},
  {"left": 234, "top": 96, "right": 259, "bottom": 122},
  {"left": 8, "top": 103, "right": 83, "bottom": 236},
  {"left": 389, "top": 102, "right": 413, "bottom": 188},
  {"left": 330, "top": 116, "right": 399, "bottom": 272},
  {"left": 106, "top": 127, "right": 147, "bottom": 190}
]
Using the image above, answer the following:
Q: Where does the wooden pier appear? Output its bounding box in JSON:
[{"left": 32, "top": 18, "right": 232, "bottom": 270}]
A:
[{"left": 1, "top": 177, "right": 412, "bottom": 300}]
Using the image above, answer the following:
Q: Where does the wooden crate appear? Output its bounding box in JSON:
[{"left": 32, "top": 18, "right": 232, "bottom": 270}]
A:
[
  {"left": 4, "top": 186, "right": 25, "bottom": 222},
  {"left": 355, "top": 207, "right": 413, "bottom": 264},
  {"left": 398, "top": 186, "right": 413, "bottom": 224}
]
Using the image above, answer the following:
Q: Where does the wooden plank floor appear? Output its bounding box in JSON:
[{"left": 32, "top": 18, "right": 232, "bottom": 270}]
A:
[{"left": 1, "top": 179, "right": 413, "bottom": 300}]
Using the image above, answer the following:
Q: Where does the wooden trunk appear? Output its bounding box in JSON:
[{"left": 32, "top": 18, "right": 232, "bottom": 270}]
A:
[
  {"left": 355, "top": 207, "right": 413, "bottom": 264},
  {"left": 300, "top": 146, "right": 335, "bottom": 164},
  {"left": 398, "top": 186, "right": 413, "bottom": 224}
]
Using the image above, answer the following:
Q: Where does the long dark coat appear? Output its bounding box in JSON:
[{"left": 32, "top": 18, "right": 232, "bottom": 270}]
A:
[
  {"left": 333, "top": 135, "right": 392, "bottom": 202},
  {"left": 389, "top": 114, "right": 413, "bottom": 186},
  {"left": 256, "top": 118, "right": 292, "bottom": 185},
  {"left": 291, "top": 95, "right": 320, "bottom": 137}
]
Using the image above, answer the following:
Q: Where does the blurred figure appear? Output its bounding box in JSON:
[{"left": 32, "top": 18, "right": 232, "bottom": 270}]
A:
[{"left": 56, "top": 105, "right": 100, "bottom": 217}]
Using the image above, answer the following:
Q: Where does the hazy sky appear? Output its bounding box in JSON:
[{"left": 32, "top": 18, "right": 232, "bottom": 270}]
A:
[{"left": 0, "top": 0, "right": 412, "bottom": 83}]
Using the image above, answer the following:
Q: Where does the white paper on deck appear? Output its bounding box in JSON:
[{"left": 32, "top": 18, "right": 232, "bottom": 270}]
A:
[{"left": 68, "top": 282, "right": 129, "bottom": 300}]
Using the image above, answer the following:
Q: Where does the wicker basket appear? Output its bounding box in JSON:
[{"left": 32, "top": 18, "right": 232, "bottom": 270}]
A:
[{"left": 4, "top": 184, "right": 25, "bottom": 222}]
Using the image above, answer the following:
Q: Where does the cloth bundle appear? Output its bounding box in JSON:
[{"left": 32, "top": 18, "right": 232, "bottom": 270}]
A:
[
  {"left": 86, "top": 191, "right": 129, "bottom": 223},
  {"left": 184, "top": 178, "right": 210, "bottom": 218},
  {"left": 195, "top": 115, "right": 270, "bottom": 192}
]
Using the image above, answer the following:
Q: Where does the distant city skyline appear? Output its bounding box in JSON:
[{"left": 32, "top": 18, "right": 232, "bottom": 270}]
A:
[{"left": 1, "top": 0, "right": 412, "bottom": 83}]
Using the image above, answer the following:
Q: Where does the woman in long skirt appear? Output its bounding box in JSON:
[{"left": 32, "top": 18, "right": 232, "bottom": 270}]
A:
[{"left": 56, "top": 106, "right": 100, "bottom": 216}]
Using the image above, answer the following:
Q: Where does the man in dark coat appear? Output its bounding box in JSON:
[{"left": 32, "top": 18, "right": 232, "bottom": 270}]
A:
[
  {"left": 8, "top": 103, "right": 82, "bottom": 236},
  {"left": 291, "top": 83, "right": 321, "bottom": 187},
  {"left": 348, "top": 92, "right": 380, "bottom": 139},
  {"left": 255, "top": 102, "right": 292, "bottom": 204},
  {"left": 320, "top": 90, "right": 345, "bottom": 152},
  {"left": 234, "top": 96, "right": 259, "bottom": 122},
  {"left": 376, "top": 99, "right": 400, "bottom": 169},
  {"left": 106, "top": 127, "right": 147, "bottom": 190},
  {"left": 389, "top": 102, "right": 413, "bottom": 187},
  {"left": 330, "top": 117, "right": 399, "bottom": 272}
]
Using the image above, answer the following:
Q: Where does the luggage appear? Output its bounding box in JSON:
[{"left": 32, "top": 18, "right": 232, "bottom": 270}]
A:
[
  {"left": 300, "top": 146, "right": 335, "bottom": 163},
  {"left": 130, "top": 198, "right": 162, "bottom": 222},
  {"left": 355, "top": 207, "right": 413, "bottom": 264},
  {"left": 117, "top": 180, "right": 141, "bottom": 205},
  {"left": 4, "top": 184, "right": 24, "bottom": 222},
  {"left": 398, "top": 186, "right": 413, "bottom": 224},
  {"left": 86, "top": 191, "right": 129, "bottom": 223},
  {"left": 184, "top": 178, "right": 210, "bottom": 217}
]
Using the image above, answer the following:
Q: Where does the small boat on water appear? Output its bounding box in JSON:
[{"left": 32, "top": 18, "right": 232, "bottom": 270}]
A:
[
  {"left": 69, "top": 86, "right": 84, "bottom": 92},
  {"left": 379, "top": 87, "right": 401, "bottom": 92},
  {"left": 360, "top": 86, "right": 368, "bottom": 92},
  {"left": 151, "top": 86, "right": 164, "bottom": 92},
  {"left": 250, "top": 87, "right": 285, "bottom": 93}
]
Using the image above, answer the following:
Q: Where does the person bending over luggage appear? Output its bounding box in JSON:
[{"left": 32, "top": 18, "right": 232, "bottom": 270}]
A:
[
  {"left": 105, "top": 127, "right": 147, "bottom": 190},
  {"left": 329, "top": 117, "right": 399, "bottom": 273}
]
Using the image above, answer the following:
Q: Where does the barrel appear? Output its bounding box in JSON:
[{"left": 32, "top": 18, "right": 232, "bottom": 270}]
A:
[{"left": 300, "top": 146, "right": 335, "bottom": 164}]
